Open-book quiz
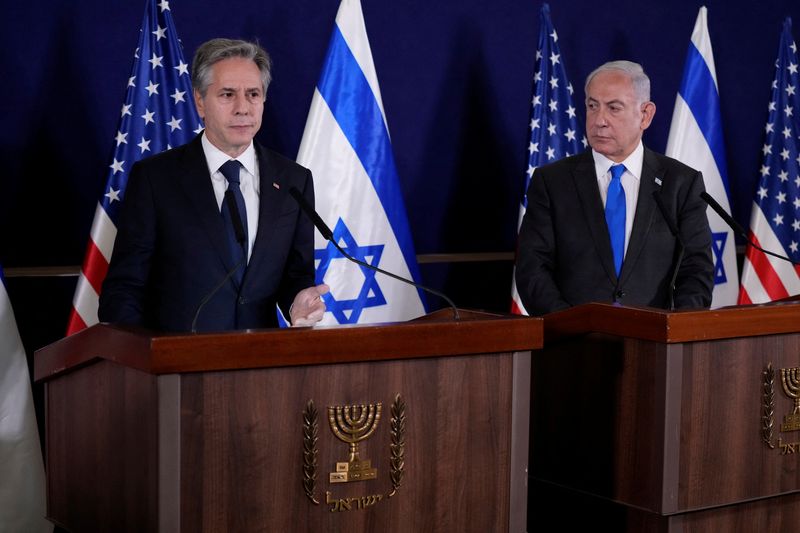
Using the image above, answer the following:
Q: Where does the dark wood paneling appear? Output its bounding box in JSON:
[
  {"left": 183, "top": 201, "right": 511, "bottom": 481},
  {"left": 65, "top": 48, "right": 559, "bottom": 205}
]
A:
[
  {"left": 179, "top": 354, "right": 513, "bottom": 532},
  {"left": 677, "top": 335, "right": 800, "bottom": 510},
  {"left": 35, "top": 309, "right": 542, "bottom": 379},
  {"left": 543, "top": 302, "right": 800, "bottom": 344},
  {"left": 532, "top": 325, "right": 800, "bottom": 529},
  {"left": 530, "top": 335, "right": 668, "bottom": 511},
  {"left": 530, "top": 479, "right": 800, "bottom": 533},
  {"left": 45, "top": 360, "right": 159, "bottom": 532}
]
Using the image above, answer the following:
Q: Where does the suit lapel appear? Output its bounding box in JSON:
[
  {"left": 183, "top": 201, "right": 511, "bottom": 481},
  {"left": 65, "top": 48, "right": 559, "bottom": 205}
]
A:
[
  {"left": 572, "top": 152, "right": 618, "bottom": 282},
  {"left": 242, "top": 144, "right": 284, "bottom": 288},
  {"left": 178, "top": 135, "right": 237, "bottom": 275},
  {"left": 619, "top": 147, "right": 662, "bottom": 284}
]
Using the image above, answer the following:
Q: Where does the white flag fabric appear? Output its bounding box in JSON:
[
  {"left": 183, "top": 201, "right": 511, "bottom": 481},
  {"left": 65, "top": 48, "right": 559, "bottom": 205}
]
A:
[
  {"left": 0, "top": 269, "right": 51, "bottom": 532},
  {"left": 297, "top": 0, "right": 426, "bottom": 325},
  {"left": 666, "top": 6, "right": 739, "bottom": 307}
]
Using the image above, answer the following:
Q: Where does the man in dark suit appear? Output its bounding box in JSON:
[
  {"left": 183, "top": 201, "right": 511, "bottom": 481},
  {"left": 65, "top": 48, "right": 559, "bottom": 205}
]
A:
[
  {"left": 515, "top": 60, "right": 714, "bottom": 315},
  {"left": 99, "top": 38, "right": 328, "bottom": 332}
]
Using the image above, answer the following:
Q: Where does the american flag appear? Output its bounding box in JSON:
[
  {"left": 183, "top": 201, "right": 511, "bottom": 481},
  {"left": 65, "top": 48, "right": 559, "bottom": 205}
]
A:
[
  {"left": 510, "top": 2, "right": 584, "bottom": 315},
  {"left": 66, "top": 0, "right": 202, "bottom": 334},
  {"left": 739, "top": 18, "right": 800, "bottom": 304}
]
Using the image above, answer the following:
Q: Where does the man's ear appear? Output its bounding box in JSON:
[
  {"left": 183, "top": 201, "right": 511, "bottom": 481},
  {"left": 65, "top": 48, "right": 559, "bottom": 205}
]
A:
[
  {"left": 193, "top": 89, "right": 205, "bottom": 118},
  {"left": 640, "top": 101, "right": 656, "bottom": 130}
]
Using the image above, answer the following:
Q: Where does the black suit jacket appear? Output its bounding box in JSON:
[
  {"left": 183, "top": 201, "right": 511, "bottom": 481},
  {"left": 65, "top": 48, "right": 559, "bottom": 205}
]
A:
[
  {"left": 515, "top": 147, "right": 714, "bottom": 315},
  {"left": 98, "top": 134, "right": 316, "bottom": 332}
]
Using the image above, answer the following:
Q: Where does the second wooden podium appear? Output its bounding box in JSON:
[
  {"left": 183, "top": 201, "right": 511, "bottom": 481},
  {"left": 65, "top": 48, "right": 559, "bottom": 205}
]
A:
[{"left": 530, "top": 302, "right": 800, "bottom": 532}]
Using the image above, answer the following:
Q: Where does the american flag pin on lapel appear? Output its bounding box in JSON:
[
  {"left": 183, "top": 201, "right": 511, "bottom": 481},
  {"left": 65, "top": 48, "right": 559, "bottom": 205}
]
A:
[
  {"left": 654, "top": 177, "right": 662, "bottom": 186},
  {"left": 273, "top": 182, "right": 280, "bottom": 190}
]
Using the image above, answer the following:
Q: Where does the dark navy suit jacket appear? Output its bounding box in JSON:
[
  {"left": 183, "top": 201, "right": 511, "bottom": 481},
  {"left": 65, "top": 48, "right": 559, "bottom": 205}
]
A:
[
  {"left": 98, "top": 134, "right": 316, "bottom": 332},
  {"left": 515, "top": 147, "right": 714, "bottom": 316}
]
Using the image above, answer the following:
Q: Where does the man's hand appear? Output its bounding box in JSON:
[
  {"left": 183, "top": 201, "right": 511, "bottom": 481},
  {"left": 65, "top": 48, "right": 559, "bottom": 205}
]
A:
[{"left": 290, "top": 284, "right": 330, "bottom": 327}]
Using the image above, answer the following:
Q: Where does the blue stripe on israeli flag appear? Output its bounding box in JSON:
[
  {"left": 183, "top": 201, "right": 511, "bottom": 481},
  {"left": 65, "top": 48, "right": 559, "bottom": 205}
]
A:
[
  {"left": 678, "top": 43, "right": 731, "bottom": 194},
  {"left": 317, "top": 25, "right": 423, "bottom": 286},
  {"left": 666, "top": 6, "right": 739, "bottom": 307}
]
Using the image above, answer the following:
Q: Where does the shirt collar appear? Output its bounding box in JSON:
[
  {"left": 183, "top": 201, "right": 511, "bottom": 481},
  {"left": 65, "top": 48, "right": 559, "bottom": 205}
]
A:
[
  {"left": 201, "top": 133, "right": 257, "bottom": 178},
  {"left": 592, "top": 140, "right": 644, "bottom": 181}
]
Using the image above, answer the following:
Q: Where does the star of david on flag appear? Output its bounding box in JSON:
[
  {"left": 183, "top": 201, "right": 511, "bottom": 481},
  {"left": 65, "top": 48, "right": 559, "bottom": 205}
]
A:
[
  {"left": 66, "top": 0, "right": 202, "bottom": 335},
  {"left": 666, "top": 6, "right": 739, "bottom": 308},
  {"left": 315, "top": 219, "right": 387, "bottom": 323},
  {"left": 739, "top": 18, "right": 800, "bottom": 304},
  {"left": 511, "top": 3, "right": 583, "bottom": 315},
  {"left": 297, "top": 0, "right": 426, "bottom": 325}
]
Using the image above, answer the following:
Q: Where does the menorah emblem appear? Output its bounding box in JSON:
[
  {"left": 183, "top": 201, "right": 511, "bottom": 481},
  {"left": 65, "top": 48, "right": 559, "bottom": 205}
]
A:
[
  {"left": 780, "top": 367, "right": 800, "bottom": 432},
  {"left": 328, "top": 402, "right": 382, "bottom": 483}
]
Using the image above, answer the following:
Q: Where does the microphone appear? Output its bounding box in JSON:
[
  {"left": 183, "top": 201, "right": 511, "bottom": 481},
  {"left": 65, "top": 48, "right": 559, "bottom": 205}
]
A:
[
  {"left": 652, "top": 191, "right": 685, "bottom": 311},
  {"left": 288, "top": 186, "right": 460, "bottom": 320},
  {"left": 700, "top": 191, "right": 800, "bottom": 267},
  {"left": 190, "top": 192, "right": 248, "bottom": 332}
]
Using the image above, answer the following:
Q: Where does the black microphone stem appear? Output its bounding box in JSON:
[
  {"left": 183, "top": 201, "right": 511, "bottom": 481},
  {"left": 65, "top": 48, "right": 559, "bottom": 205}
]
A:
[
  {"left": 652, "top": 191, "right": 684, "bottom": 311},
  {"left": 190, "top": 257, "right": 245, "bottom": 333},
  {"left": 328, "top": 235, "right": 459, "bottom": 320},
  {"left": 701, "top": 191, "right": 800, "bottom": 267}
]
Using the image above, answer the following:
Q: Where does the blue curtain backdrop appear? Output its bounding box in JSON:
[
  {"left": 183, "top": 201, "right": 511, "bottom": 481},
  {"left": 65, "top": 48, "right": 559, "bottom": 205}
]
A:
[{"left": 1, "top": 0, "right": 798, "bottom": 346}]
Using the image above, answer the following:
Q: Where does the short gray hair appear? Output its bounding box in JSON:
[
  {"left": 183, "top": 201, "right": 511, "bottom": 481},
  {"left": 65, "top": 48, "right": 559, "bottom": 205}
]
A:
[
  {"left": 191, "top": 38, "right": 272, "bottom": 98},
  {"left": 585, "top": 60, "right": 651, "bottom": 104}
]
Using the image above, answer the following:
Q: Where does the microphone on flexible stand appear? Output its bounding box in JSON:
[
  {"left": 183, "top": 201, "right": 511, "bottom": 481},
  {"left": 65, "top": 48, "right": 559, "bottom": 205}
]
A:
[
  {"left": 190, "top": 192, "right": 247, "bottom": 332},
  {"left": 700, "top": 191, "right": 800, "bottom": 266},
  {"left": 288, "top": 186, "right": 460, "bottom": 320},
  {"left": 652, "top": 191, "right": 685, "bottom": 311}
]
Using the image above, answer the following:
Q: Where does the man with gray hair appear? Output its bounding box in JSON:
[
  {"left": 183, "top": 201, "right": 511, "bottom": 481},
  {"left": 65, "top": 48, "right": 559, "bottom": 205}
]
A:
[
  {"left": 100, "top": 38, "right": 328, "bottom": 331},
  {"left": 515, "top": 60, "right": 714, "bottom": 315}
]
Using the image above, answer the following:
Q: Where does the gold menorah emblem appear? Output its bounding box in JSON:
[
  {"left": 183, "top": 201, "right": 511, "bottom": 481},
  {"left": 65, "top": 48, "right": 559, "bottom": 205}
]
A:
[
  {"left": 780, "top": 367, "right": 800, "bottom": 432},
  {"left": 328, "top": 403, "right": 382, "bottom": 483}
]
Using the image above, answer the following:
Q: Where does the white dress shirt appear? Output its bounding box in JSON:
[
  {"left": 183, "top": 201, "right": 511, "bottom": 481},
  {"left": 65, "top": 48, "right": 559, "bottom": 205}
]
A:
[
  {"left": 592, "top": 141, "right": 644, "bottom": 256},
  {"left": 201, "top": 134, "right": 260, "bottom": 261}
]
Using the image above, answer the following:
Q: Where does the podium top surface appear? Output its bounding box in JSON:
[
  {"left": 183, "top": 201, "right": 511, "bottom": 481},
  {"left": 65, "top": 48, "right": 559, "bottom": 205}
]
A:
[
  {"left": 543, "top": 301, "right": 800, "bottom": 343},
  {"left": 35, "top": 309, "right": 542, "bottom": 382}
]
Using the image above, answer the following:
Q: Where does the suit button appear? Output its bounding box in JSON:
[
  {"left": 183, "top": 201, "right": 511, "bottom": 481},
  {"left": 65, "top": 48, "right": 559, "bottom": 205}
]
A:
[
  {"left": 238, "top": 297, "right": 247, "bottom": 305},
  {"left": 615, "top": 290, "right": 625, "bottom": 299}
]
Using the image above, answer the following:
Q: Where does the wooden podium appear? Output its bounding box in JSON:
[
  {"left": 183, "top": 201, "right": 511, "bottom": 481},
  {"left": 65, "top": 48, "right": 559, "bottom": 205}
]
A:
[
  {"left": 34, "top": 309, "right": 541, "bottom": 533},
  {"left": 530, "top": 302, "right": 800, "bottom": 531}
]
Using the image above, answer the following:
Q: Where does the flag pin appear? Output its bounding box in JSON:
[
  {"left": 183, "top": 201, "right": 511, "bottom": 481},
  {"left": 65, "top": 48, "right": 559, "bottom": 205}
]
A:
[
  {"left": 654, "top": 177, "right": 662, "bottom": 186},
  {"left": 273, "top": 182, "right": 280, "bottom": 190}
]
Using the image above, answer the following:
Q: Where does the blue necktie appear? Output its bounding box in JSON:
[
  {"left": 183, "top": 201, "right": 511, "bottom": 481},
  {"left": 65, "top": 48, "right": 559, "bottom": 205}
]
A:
[
  {"left": 605, "top": 164, "right": 626, "bottom": 277},
  {"left": 219, "top": 160, "right": 248, "bottom": 284}
]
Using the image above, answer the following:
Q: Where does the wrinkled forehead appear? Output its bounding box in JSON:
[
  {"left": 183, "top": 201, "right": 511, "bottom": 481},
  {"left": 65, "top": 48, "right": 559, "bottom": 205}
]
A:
[{"left": 586, "top": 71, "right": 639, "bottom": 103}]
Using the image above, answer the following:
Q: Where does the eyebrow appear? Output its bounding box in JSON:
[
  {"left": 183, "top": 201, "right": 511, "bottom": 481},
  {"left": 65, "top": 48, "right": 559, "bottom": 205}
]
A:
[
  {"left": 217, "top": 86, "right": 262, "bottom": 93},
  {"left": 586, "top": 97, "right": 626, "bottom": 106}
]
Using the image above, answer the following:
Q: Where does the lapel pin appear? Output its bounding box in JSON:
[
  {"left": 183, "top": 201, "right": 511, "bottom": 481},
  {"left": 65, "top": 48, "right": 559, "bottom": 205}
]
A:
[
  {"left": 654, "top": 177, "right": 662, "bottom": 186},
  {"left": 273, "top": 182, "right": 280, "bottom": 190}
]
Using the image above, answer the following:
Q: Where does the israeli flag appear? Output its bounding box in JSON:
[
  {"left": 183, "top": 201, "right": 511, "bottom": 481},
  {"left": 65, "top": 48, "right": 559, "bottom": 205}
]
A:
[
  {"left": 666, "top": 6, "right": 739, "bottom": 308},
  {"left": 297, "top": 0, "right": 426, "bottom": 325}
]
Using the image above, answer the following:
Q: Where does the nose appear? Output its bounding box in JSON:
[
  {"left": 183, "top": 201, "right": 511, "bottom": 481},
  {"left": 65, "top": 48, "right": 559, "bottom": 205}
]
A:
[
  {"left": 594, "top": 108, "right": 608, "bottom": 127},
  {"left": 233, "top": 94, "right": 249, "bottom": 115}
]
